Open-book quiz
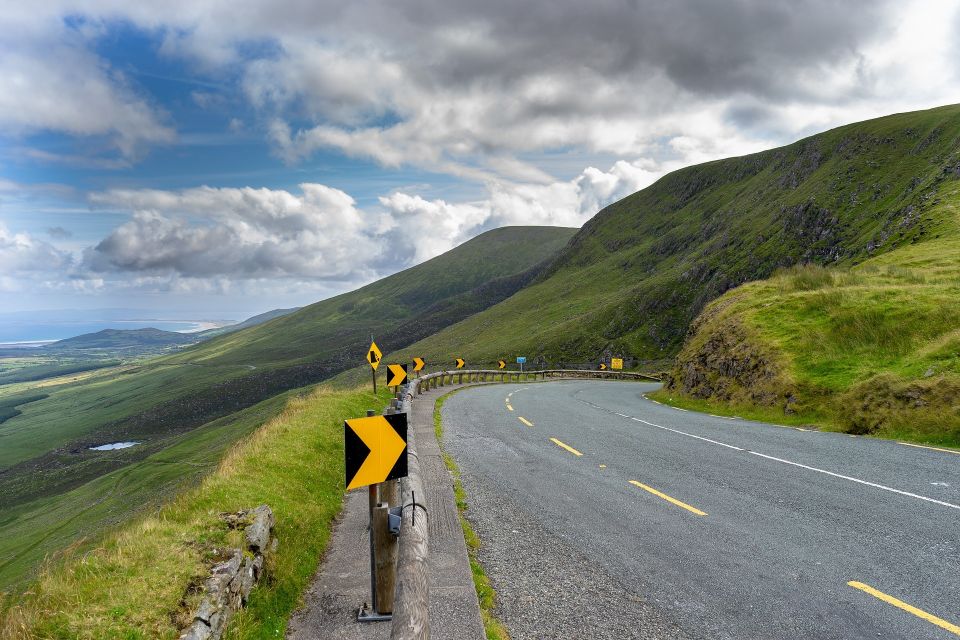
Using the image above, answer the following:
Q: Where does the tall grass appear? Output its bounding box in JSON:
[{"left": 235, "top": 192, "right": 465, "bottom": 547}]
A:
[{"left": 775, "top": 263, "right": 836, "bottom": 291}]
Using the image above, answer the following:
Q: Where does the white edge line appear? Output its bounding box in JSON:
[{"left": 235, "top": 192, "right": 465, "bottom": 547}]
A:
[
  {"left": 629, "top": 416, "right": 745, "bottom": 451},
  {"left": 586, "top": 397, "right": 960, "bottom": 512},
  {"left": 747, "top": 451, "right": 960, "bottom": 511}
]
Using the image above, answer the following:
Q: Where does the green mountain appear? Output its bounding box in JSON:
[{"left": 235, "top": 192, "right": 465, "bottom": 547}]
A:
[
  {"left": 382, "top": 105, "right": 960, "bottom": 364},
  {"left": 0, "top": 225, "right": 574, "bottom": 589}
]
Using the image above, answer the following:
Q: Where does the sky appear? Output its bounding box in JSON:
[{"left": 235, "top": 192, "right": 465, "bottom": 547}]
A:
[{"left": 2, "top": 0, "right": 960, "bottom": 317}]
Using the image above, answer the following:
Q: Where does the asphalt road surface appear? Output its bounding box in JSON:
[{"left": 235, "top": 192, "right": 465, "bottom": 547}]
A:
[{"left": 440, "top": 380, "right": 960, "bottom": 639}]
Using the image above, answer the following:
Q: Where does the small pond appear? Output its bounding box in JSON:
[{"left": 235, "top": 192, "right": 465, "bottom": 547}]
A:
[{"left": 89, "top": 441, "right": 140, "bottom": 451}]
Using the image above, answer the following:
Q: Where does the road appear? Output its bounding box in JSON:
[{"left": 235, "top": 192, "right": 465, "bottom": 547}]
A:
[{"left": 440, "top": 380, "right": 960, "bottom": 639}]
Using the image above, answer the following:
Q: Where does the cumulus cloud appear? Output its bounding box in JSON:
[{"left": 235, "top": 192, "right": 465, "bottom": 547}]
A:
[
  {"left": 81, "top": 155, "right": 655, "bottom": 284},
  {"left": 5, "top": 0, "right": 960, "bottom": 179},
  {"left": 0, "top": 31, "right": 174, "bottom": 158},
  {"left": 0, "top": 223, "right": 71, "bottom": 274},
  {"left": 232, "top": 0, "right": 905, "bottom": 176},
  {"left": 86, "top": 184, "right": 375, "bottom": 279},
  {"left": 379, "top": 159, "right": 660, "bottom": 264}
]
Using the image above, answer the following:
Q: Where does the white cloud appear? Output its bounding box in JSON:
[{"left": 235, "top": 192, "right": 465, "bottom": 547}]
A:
[
  {"left": 379, "top": 159, "right": 662, "bottom": 263},
  {"left": 0, "top": 36, "right": 174, "bottom": 158},
  {"left": 0, "top": 223, "right": 72, "bottom": 285},
  {"left": 87, "top": 184, "right": 374, "bottom": 279}
]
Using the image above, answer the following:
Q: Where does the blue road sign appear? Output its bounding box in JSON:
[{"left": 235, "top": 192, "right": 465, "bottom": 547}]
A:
[{"left": 516, "top": 356, "right": 526, "bottom": 364}]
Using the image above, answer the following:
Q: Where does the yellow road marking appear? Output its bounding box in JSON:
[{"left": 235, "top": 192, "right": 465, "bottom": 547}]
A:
[
  {"left": 518, "top": 417, "right": 534, "bottom": 427},
  {"left": 506, "top": 402, "right": 513, "bottom": 411},
  {"left": 599, "top": 464, "right": 607, "bottom": 468},
  {"left": 550, "top": 437, "right": 582, "bottom": 456},
  {"left": 848, "top": 581, "right": 960, "bottom": 636},
  {"left": 899, "top": 442, "right": 960, "bottom": 456},
  {"left": 629, "top": 480, "right": 707, "bottom": 516}
]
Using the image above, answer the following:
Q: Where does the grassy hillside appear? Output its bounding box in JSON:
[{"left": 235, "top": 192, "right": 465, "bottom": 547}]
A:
[
  {"left": 658, "top": 197, "right": 960, "bottom": 445},
  {"left": 1, "top": 383, "right": 388, "bottom": 639},
  {"left": 195, "top": 307, "right": 299, "bottom": 339},
  {"left": 389, "top": 105, "right": 960, "bottom": 370},
  {"left": 0, "top": 225, "right": 574, "bottom": 590}
]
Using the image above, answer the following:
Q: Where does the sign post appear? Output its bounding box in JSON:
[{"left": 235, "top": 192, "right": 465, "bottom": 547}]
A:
[
  {"left": 497, "top": 359, "right": 506, "bottom": 369},
  {"left": 367, "top": 339, "right": 382, "bottom": 393},
  {"left": 345, "top": 412, "right": 409, "bottom": 620},
  {"left": 455, "top": 357, "right": 465, "bottom": 369},
  {"left": 611, "top": 357, "right": 623, "bottom": 370},
  {"left": 516, "top": 356, "right": 526, "bottom": 372}
]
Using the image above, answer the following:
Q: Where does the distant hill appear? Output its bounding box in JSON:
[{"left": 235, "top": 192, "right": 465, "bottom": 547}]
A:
[
  {"left": 47, "top": 328, "right": 198, "bottom": 351},
  {"left": 26, "top": 308, "right": 302, "bottom": 357},
  {"left": 196, "top": 307, "right": 300, "bottom": 338}
]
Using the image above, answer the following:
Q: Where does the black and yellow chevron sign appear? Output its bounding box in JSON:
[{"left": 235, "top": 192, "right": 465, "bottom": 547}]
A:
[
  {"left": 344, "top": 413, "right": 408, "bottom": 490},
  {"left": 455, "top": 358, "right": 465, "bottom": 369},
  {"left": 497, "top": 359, "right": 506, "bottom": 369},
  {"left": 599, "top": 363, "right": 607, "bottom": 370},
  {"left": 412, "top": 357, "right": 425, "bottom": 372},
  {"left": 386, "top": 363, "right": 407, "bottom": 387}
]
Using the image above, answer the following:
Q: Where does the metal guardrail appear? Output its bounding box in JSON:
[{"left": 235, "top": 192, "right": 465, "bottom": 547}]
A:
[
  {"left": 388, "top": 368, "right": 658, "bottom": 639},
  {"left": 410, "top": 368, "right": 659, "bottom": 394}
]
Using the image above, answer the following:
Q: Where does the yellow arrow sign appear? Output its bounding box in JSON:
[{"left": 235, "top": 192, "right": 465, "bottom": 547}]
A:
[
  {"left": 413, "top": 357, "right": 425, "bottom": 372},
  {"left": 599, "top": 363, "right": 607, "bottom": 370},
  {"left": 455, "top": 358, "right": 465, "bottom": 369},
  {"left": 387, "top": 363, "right": 408, "bottom": 387},
  {"left": 498, "top": 360, "right": 506, "bottom": 369},
  {"left": 344, "top": 413, "right": 408, "bottom": 490},
  {"left": 367, "top": 341, "right": 382, "bottom": 371},
  {"left": 611, "top": 357, "right": 623, "bottom": 370}
]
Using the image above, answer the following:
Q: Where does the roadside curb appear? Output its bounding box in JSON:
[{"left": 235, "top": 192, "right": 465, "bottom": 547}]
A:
[{"left": 407, "top": 382, "right": 487, "bottom": 640}]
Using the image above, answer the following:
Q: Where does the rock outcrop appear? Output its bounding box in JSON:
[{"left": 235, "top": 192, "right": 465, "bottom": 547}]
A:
[{"left": 180, "top": 505, "right": 277, "bottom": 640}]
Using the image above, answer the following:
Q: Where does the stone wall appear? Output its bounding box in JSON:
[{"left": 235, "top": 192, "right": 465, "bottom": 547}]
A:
[{"left": 180, "top": 505, "right": 277, "bottom": 640}]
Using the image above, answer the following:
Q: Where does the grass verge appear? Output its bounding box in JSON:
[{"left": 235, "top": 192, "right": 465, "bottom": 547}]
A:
[
  {"left": 0, "top": 384, "right": 389, "bottom": 639},
  {"left": 433, "top": 389, "right": 510, "bottom": 640}
]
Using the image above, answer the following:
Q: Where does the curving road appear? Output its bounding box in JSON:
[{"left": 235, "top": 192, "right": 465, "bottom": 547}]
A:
[{"left": 440, "top": 380, "right": 960, "bottom": 640}]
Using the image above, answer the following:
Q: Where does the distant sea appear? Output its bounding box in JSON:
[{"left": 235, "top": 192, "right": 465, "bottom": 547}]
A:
[{"left": 0, "top": 319, "right": 226, "bottom": 347}]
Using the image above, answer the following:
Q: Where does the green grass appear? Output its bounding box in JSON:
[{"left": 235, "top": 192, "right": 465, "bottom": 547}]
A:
[
  {"left": 0, "top": 384, "right": 391, "bottom": 639},
  {"left": 434, "top": 389, "right": 511, "bottom": 640},
  {"left": 663, "top": 207, "right": 960, "bottom": 446},
  {"left": 0, "top": 361, "right": 118, "bottom": 385}
]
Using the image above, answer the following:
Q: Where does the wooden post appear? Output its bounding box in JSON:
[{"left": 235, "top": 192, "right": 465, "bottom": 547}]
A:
[
  {"left": 381, "top": 478, "right": 399, "bottom": 507},
  {"left": 374, "top": 502, "right": 397, "bottom": 614}
]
